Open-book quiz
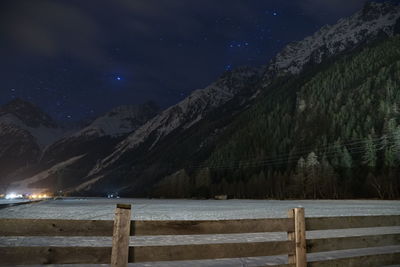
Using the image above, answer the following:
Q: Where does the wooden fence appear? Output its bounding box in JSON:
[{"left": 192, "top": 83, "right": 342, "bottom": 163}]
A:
[{"left": 0, "top": 204, "right": 399, "bottom": 266}]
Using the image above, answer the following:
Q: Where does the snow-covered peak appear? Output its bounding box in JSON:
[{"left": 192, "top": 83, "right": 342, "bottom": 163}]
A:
[
  {"left": 0, "top": 99, "right": 65, "bottom": 147},
  {"left": 266, "top": 2, "right": 400, "bottom": 77},
  {"left": 75, "top": 102, "right": 159, "bottom": 138},
  {"left": 0, "top": 98, "right": 58, "bottom": 128}
]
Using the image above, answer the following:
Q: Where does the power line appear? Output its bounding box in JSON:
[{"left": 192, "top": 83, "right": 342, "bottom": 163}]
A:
[
  {"left": 188, "top": 132, "right": 398, "bottom": 169},
  {"left": 188, "top": 135, "right": 399, "bottom": 171},
  {"left": 192, "top": 142, "right": 398, "bottom": 171}
]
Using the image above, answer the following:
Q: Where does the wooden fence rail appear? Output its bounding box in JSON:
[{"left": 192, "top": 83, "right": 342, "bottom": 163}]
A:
[{"left": 0, "top": 204, "right": 399, "bottom": 267}]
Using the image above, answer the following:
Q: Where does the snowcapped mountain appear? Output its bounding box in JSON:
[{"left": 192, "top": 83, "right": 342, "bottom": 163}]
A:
[
  {"left": 0, "top": 98, "right": 65, "bottom": 148},
  {"left": 6, "top": 102, "right": 159, "bottom": 194},
  {"left": 265, "top": 2, "right": 400, "bottom": 78},
  {"left": 87, "top": 67, "right": 262, "bottom": 176},
  {"left": 0, "top": 99, "right": 65, "bottom": 187},
  {"left": 42, "top": 101, "right": 159, "bottom": 164}
]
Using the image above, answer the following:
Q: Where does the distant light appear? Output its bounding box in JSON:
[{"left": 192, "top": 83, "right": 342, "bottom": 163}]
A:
[
  {"left": 116, "top": 76, "right": 122, "bottom": 81},
  {"left": 273, "top": 12, "right": 278, "bottom": 16},
  {"left": 5, "top": 193, "right": 22, "bottom": 199},
  {"left": 29, "top": 194, "right": 49, "bottom": 199}
]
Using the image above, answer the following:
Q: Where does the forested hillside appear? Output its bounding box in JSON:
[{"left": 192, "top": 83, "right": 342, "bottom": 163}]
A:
[{"left": 154, "top": 36, "right": 400, "bottom": 199}]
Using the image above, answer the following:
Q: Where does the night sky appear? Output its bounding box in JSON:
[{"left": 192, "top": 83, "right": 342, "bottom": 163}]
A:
[{"left": 0, "top": 0, "right": 386, "bottom": 122}]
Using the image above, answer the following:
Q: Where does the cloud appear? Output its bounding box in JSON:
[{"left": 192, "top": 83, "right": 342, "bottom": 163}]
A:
[
  {"left": 0, "top": 0, "right": 107, "bottom": 65},
  {"left": 298, "top": 0, "right": 367, "bottom": 22},
  {"left": 0, "top": 0, "right": 254, "bottom": 66},
  {"left": 112, "top": 0, "right": 254, "bottom": 39}
]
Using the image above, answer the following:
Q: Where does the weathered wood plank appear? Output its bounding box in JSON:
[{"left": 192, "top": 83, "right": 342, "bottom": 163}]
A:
[
  {"left": 128, "top": 241, "right": 294, "bottom": 262},
  {"left": 307, "top": 233, "right": 400, "bottom": 253},
  {"left": 308, "top": 252, "right": 400, "bottom": 267},
  {"left": 0, "top": 247, "right": 111, "bottom": 265},
  {"left": 0, "top": 218, "right": 294, "bottom": 237},
  {"left": 111, "top": 204, "right": 131, "bottom": 267},
  {"left": 293, "top": 208, "right": 307, "bottom": 267},
  {"left": 131, "top": 218, "right": 294, "bottom": 236},
  {"left": 287, "top": 209, "right": 296, "bottom": 265},
  {"left": 306, "top": 215, "right": 400, "bottom": 231},
  {"left": 0, "top": 218, "right": 113, "bottom": 236},
  {"left": 0, "top": 217, "right": 293, "bottom": 237}
]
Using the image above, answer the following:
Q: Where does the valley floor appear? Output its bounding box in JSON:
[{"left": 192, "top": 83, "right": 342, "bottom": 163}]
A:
[{"left": 0, "top": 198, "right": 399, "bottom": 266}]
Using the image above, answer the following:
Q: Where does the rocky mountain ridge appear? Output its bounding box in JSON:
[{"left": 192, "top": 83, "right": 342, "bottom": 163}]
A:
[{"left": 264, "top": 2, "right": 400, "bottom": 79}]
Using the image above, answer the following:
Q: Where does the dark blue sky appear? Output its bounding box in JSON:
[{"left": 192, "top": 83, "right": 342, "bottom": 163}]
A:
[{"left": 0, "top": 0, "right": 384, "bottom": 122}]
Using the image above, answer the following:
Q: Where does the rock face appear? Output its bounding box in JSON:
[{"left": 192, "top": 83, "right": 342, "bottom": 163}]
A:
[
  {"left": 0, "top": 98, "right": 65, "bottom": 188},
  {"left": 265, "top": 2, "right": 400, "bottom": 78}
]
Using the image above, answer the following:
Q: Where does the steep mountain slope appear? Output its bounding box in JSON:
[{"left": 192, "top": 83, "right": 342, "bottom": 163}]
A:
[
  {"left": 194, "top": 35, "right": 400, "bottom": 199},
  {"left": 75, "top": 67, "right": 263, "bottom": 194},
  {"left": 40, "top": 102, "right": 159, "bottom": 165},
  {"left": 264, "top": 2, "right": 400, "bottom": 79},
  {"left": 89, "top": 67, "right": 261, "bottom": 173},
  {"left": 71, "top": 2, "right": 400, "bottom": 197},
  {"left": 0, "top": 99, "right": 65, "bottom": 189},
  {"left": 7, "top": 102, "right": 159, "bottom": 193}
]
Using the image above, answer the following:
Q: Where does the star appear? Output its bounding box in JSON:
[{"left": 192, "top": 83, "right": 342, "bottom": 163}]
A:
[{"left": 116, "top": 76, "right": 122, "bottom": 81}]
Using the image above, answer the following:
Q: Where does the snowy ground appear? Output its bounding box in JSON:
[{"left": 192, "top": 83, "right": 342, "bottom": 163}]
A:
[
  {"left": 0, "top": 199, "right": 31, "bottom": 205},
  {"left": 0, "top": 199, "right": 41, "bottom": 209},
  {"left": 0, "top": 198, "right": 399, "bottom": 266},
  {"left": 1, "top": 198, "right": 399, "bottom": 220}
]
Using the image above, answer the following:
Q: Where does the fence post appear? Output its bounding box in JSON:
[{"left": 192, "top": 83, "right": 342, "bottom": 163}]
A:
[
  {"left": 111, "top": 204, "right": 132, "bottom": 267},
  {"left": 288, "top": 207, "right": 307, "bottom": 267}
]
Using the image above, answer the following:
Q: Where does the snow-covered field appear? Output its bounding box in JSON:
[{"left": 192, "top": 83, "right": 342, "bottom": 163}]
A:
[
  {"left": 0, "top": 198, "right": 399, "bottom": 266},
  {"left": 0, "top": 199, "right": 41, "bottom": 208},
  {"left": 0, "top": 199, "right": 31, "bottom": 205},
  {"left": 1, "top": 198, "right": 400, "bottom": 220}
]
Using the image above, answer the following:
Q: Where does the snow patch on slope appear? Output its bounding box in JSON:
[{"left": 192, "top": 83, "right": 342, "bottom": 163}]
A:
[
  {"left": 9, "top": 155, "right": 86, "bottom": 193},
  {"left": 74, "top": 105, "right": 158, "bottom": 138},
  {"left": 74, "top": 106, "right": 141, "bottom": 137}
]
